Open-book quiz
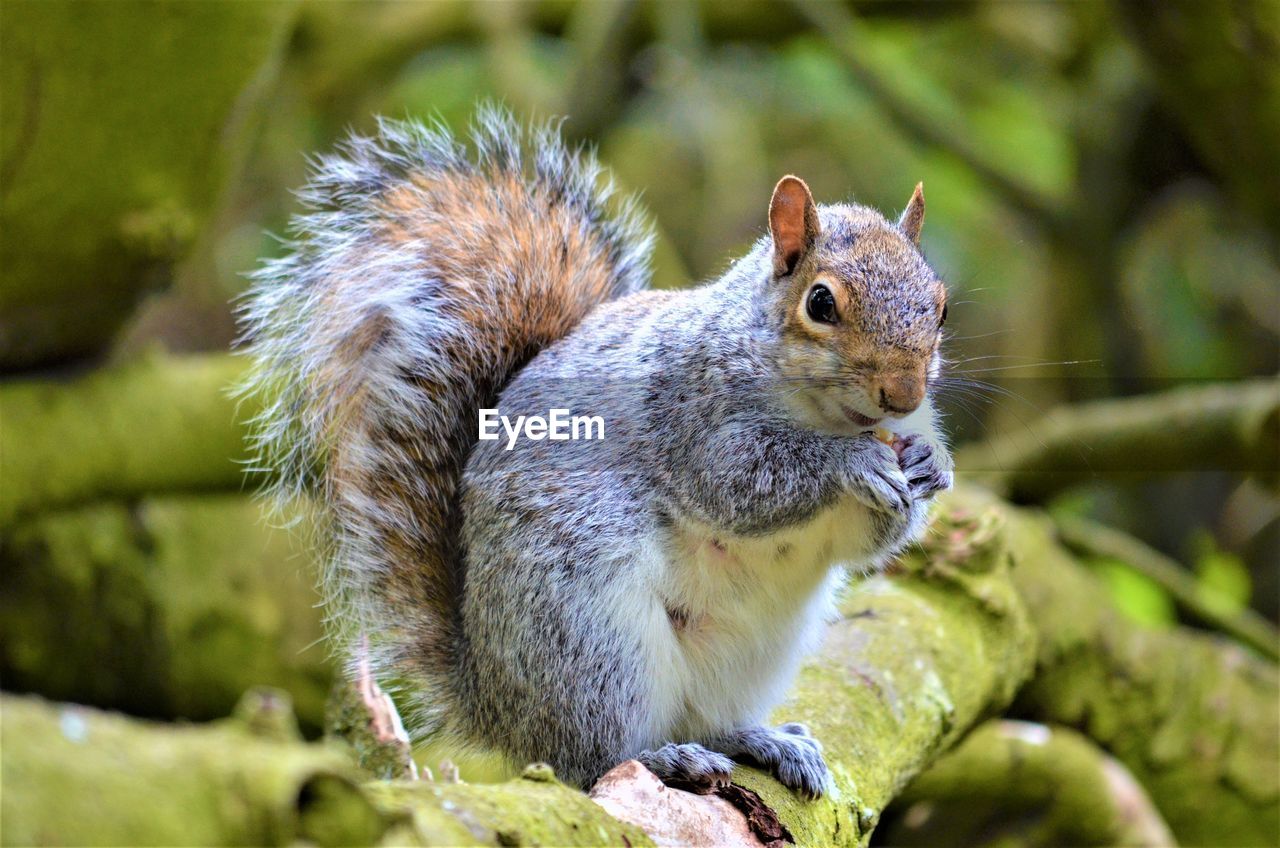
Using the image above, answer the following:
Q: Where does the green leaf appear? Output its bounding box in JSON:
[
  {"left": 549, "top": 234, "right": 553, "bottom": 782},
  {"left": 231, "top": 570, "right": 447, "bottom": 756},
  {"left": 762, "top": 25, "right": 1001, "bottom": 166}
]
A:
[
  {"left": 1190, "top": 529, "right": 1252, "bottom": 617},
  {"left": 1090, "top": 557, "right": 1176, "bottom": 628}
]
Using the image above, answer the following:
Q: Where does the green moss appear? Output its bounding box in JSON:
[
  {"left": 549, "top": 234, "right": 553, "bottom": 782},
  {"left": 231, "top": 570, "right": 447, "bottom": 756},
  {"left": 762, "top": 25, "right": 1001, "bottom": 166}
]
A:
[
  {"left": 947, "top": 487, "right": 1280, "bottom": 848},
  {"left": 0, "top": 693, "right": 376, "bottom": 846},
  {"left": 722, "top": 496, "right": 1039, "bottom": 846},
  {"left": 881, "top": 721, "right": 1173, "bottom": 846},
  {"left": 1089, "top": 557, "right": 1177, "bottom": 628},
  {"left": 0, "top": 353, "right": 254, "bottom": 526},
  {"left": 0, "top": 0, "right": 298, "bottom": 367},
  {"left": 0, "top": 493, "right": 331, "bottom": 730},
  {"left": 366, "top": 774, "right": 654, "bottom": 846},
  {"left": 8, "top": 489, "right": 1268, "bottom": 846}
]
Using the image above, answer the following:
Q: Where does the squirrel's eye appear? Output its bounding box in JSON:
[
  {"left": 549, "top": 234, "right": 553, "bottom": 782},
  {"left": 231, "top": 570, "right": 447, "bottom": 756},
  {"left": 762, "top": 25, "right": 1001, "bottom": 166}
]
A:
[
  {"left": 939, "top": 303, "right": 948, "bottom": 328},
  {"left": 806, "top": 285, "right": 837, "bottom": 324}
]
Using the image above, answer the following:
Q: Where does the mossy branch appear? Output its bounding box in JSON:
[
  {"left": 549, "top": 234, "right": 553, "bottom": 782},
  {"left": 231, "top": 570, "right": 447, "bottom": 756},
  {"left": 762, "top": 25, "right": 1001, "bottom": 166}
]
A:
[
  {"left": 0, "top": 494, "right": 332, "bottom": 730},
  {"left": 4, "top": 492, "right": 1276, "bottom": 845},
  {"left": 970, "top": 488, "right": 1280, "bottom": 847},
  {"left": 736, "top": 499, "right": 1039, "bottom": 845},
  {"left": 0, "top": 2, "right": 297, "bottom": 368},
  {"left": 0, "top": 353, "right": 254, "bottom": 527},
  {"left": 0, "top": 691, "right": 386, "bottom": 848},
  {"left": 3, "top": 359, "right": 1276, "bottom": 845},
  {"left": 1, "top": 498, "right": 1039, "bottom": 846},
  {"left": 881, "top": 720, "right": 1175, "bottom": 847},
  {"left": 1054, "top": 512, "right": 1279, "bottom": 661}
]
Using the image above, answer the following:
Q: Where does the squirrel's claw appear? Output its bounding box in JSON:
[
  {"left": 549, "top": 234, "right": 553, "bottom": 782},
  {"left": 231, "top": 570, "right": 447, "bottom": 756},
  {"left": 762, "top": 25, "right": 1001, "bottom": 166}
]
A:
[{"left": 899, "top": 437, "right": 954, "bottom": 500}]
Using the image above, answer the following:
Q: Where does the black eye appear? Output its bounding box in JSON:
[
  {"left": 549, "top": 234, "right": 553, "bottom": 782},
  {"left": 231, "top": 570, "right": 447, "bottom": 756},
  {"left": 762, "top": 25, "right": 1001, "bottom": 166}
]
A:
[
  {"left": 939, "top": 303, "right": 948, "bottom": 327},
  {"left": 806, "top": 285, "right": 837, "bottom": 324}
]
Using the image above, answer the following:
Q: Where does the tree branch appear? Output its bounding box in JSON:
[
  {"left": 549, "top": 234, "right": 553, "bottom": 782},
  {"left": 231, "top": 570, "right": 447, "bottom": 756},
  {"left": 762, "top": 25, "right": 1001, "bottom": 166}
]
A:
[
  {"left": 0, "top": 353, "right": 254, "bottom": 526},
  {"left": 960, "top": 487, "right": 1280, "bottom": 847},
  {"left": 1, "top": 498, "right": 1040, "bottom": 846},
  {"left": 4, "top": 491, "right": 1275, "bottom": 845},
  {"left": 1, "top": 691, "right": 388, "bottom": 847},
  {"left": 5, "top": 358, "right": 1276, "bottom": 845},
  {"left": 881, "top": 719, "right": 1175, "bottom": 847},
  {"left": 1054, "top": 512, "right": 1279, "bottom": 661},
  {"left": 0, "top": 494, "right": 332, "bottom": 730},
  {"left": 955, "top": 378, "right": 1280, "bottom": 502}
]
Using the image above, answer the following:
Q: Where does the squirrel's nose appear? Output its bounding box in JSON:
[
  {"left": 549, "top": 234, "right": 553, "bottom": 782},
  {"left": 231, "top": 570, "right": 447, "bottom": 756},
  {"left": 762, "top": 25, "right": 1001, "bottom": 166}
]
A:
[{"left": 876, "top": 376, "right": 924, "bottom": 417}]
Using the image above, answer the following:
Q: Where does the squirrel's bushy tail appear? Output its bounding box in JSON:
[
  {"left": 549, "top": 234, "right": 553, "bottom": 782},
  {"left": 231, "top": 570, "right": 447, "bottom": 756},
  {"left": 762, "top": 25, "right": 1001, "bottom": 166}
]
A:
[{"left": 237, "top": 108, "right": 651, "bottom": 735}]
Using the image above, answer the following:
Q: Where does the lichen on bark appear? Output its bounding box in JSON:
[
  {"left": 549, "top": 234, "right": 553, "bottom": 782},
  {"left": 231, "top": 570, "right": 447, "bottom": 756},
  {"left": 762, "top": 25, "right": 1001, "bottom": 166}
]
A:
[
  {"left": 743, "top": 500, "right": 1038, "bottom": 846},
  {"left": 0, "top": 692, "right": 384, "bottom": 847}
]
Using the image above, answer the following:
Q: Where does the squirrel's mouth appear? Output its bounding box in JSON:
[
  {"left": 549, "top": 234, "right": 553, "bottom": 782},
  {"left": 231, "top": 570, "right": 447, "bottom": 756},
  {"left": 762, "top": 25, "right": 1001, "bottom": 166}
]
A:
[{"left": 841, "top": 406, "right": 881, "bottom": 428}]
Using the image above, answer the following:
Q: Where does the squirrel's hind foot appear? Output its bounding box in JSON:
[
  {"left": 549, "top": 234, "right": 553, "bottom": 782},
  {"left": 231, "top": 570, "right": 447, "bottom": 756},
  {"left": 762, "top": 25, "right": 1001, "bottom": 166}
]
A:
[
  {"left": 635, "top": 742, "right": 734, "bottom": 792},
  {"left": 705, "top": 724, "right": 832, "bottom": 800}
]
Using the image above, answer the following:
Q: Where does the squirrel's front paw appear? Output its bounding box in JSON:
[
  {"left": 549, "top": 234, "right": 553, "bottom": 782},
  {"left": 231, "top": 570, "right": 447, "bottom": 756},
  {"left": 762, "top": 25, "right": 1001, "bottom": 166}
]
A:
[
  {"left": 847, "top": 439, "right": 912, "bottom": 514},
  {"left": 899, "top": 436, "right": 953, "bottom": 500}
]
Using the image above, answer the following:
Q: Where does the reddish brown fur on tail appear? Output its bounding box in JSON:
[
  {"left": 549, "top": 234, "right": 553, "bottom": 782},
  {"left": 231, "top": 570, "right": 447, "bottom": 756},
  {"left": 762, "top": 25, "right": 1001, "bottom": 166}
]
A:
[{"left": 238, "top": 110, "right": 651, "bottom": 732}]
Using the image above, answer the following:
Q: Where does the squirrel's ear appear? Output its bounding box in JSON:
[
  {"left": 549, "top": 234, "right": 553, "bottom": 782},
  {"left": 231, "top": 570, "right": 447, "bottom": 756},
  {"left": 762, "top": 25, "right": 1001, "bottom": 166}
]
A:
[
  {"left": 769, "top": 175, "right": 820, "bottom": 276},
  {"left": 898, "top": 182, "right": 925, "bottom": 245}
]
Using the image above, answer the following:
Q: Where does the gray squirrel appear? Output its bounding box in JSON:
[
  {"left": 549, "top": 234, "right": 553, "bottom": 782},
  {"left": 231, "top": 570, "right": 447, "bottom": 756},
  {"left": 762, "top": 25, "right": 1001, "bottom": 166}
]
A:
[{"left": 239, "top": 108, "right": 953, "bottom": 798}]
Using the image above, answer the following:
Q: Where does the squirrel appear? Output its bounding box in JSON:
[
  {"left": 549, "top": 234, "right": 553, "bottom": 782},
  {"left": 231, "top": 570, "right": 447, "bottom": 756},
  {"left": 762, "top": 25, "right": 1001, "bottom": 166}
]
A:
[{"left": 239, "top": 108, "right": 953, "bottom": 798}]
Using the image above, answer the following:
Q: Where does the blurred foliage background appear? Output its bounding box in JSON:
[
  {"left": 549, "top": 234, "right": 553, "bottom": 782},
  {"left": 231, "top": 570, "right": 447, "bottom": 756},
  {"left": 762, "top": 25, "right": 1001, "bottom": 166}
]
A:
[{"left": 2, "top": 0, "right": 1277, "bottom": 738}]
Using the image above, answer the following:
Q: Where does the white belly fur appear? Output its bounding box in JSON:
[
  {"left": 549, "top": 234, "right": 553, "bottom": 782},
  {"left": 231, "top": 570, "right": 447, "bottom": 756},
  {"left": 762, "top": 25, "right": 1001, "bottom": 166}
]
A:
[{"left": 620, "top": 493, "right": 888, "bottom": 752}]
